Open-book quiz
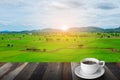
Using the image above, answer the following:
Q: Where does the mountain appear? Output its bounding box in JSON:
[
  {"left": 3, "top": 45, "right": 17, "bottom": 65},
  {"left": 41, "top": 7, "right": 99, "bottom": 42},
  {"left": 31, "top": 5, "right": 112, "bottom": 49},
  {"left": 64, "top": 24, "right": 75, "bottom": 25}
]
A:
[
  {"left": 105, "top": 27, "right": 120, "bottom": 32},
  {"left": 0, "top": 30, "right": 10, "bottom": 33},
  {"left": 1, "top": 26, "right": 120, "bottom": 33},
  {"left": 68, "top": 27, "right": 104, "bottom": 32},
  {"left": 41, "top": 28, "right": 62, "bottom": 32}
]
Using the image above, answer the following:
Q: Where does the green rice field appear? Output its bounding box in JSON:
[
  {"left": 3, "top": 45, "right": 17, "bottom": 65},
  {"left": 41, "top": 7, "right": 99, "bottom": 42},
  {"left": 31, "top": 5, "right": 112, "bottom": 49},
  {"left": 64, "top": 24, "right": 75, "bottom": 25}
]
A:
[{"left": 0, "top": 32, "right": 120, "bottom": 62}]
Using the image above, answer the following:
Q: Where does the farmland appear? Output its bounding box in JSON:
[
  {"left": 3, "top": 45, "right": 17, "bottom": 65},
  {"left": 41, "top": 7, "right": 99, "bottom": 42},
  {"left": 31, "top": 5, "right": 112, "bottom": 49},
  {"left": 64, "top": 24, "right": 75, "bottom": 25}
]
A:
[{"left": 0, "top": 32, "right": 120, "bottom": 62}]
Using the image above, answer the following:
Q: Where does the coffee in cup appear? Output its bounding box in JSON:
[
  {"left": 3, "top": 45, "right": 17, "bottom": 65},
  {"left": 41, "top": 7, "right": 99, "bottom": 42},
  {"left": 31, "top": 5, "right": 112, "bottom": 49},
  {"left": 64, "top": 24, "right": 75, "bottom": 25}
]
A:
[
  {"left": 82, "top": 61, "right": 97, "bottom": 65},
  {"left": 80, "top": 58, "right": 105, "bottom": 75}
]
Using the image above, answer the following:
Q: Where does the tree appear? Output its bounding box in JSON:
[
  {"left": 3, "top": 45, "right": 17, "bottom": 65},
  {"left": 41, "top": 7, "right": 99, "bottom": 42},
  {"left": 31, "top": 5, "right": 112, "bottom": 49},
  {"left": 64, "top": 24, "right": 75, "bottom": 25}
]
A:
[
  {"left": 7, "top": 44, "right": 10, "bottom": 47},
  {"left": 107, "top": 36, "right": 110, "bottom": 38},
  {"left": 1, "top": 37, "right": 4, "bottom": 40},
  {"left": 43, "top": 48, "right": 47, "bottom": 52},
  {"left": 11, "top": 44, "right": 13, "bottom": 47},
  {"left": 78, "top": 44, "right": 83, "bottom": 48}
]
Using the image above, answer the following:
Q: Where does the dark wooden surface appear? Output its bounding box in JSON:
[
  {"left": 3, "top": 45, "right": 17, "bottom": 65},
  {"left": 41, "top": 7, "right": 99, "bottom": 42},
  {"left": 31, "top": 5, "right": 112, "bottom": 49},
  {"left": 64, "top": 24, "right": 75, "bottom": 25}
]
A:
[{"left": 0, "top": 62, "right": 119, "bottom": 80}]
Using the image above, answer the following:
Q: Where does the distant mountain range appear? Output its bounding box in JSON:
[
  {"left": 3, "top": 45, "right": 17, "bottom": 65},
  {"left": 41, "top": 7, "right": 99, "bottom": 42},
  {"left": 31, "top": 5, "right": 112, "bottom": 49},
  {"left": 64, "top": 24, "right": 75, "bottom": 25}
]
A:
[
  {"left": 1, "top": 27, "right": 120, "bottom": 33},
  {"left": 68, "top": 27, "right": 104, "bottom": 32}
]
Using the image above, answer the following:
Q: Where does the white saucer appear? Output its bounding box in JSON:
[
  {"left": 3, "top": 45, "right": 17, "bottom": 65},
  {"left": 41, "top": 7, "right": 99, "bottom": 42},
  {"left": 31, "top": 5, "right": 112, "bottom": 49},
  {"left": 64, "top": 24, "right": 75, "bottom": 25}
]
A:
[{"left": 75, "top": 66, "right": 105, "bottom": 79}]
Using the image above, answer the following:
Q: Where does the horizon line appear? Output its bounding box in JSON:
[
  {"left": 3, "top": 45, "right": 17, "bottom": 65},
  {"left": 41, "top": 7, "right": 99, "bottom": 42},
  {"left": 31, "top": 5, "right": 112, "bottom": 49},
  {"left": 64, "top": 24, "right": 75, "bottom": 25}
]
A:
[{"left": 0, "top": 26, "right": 120, "bottom": 32}]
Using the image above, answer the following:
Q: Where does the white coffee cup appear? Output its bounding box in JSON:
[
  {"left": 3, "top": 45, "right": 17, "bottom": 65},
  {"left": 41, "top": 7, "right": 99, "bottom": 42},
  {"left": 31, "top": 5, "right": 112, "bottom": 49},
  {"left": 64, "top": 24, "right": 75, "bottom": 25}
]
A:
[{"left": 80, "top": 58, "right": 105, "bottom": 75}]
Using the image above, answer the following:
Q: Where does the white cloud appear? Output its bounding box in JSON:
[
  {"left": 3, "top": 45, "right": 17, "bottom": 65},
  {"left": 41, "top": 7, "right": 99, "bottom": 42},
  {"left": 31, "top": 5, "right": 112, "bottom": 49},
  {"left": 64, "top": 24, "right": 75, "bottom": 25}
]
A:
[{"left": 0, "top": 0, "right": 120, "bottom": 30}]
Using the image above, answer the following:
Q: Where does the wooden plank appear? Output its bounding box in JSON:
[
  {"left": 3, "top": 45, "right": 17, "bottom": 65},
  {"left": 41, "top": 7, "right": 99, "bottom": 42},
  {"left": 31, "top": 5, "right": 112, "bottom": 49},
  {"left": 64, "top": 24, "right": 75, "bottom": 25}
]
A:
[
  {"left": 0, "top": 63, "right": 12, "bottom": 78},
  {"left": 1, "top": 63, "right": 28, "bottom": 80},
  {"left": 14, "top": 63, "right": 39, "bottom": 80},
  {"left": 103, "top": 66, "right": 119, "bottom": 80},
  {"left": 106, "top": 63, "right": 120, "bottom": 80},
  {"left": 116, "top": 63, "right": 120, "bottom": 68},
  {"left": 71, "top": 62, "right": 82, "bottom": 80},
  {"left": 61, "top": 63, "right": 72, "bottom": 80},
  {"left": 29, "top": 63, "right": 48, "bottom": 80},
  {"left": 0, "top": 63, "right": 23, "bottom": 79},
  {"left": 42, "top": 63, "right": 62, "bottom": 80},
  {"left": 0, "top": 62, "right": 119, "bottom": 80},
  {"left": 0, "top": 63, "right": 6, "bottom": 67}
]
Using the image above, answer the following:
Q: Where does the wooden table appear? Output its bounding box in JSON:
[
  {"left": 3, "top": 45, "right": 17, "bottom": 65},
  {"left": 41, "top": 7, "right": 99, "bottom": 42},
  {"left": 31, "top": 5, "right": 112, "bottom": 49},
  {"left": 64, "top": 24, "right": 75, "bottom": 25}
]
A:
[{"left": 0, "top": 63, "right": 120, "bottom": 80}]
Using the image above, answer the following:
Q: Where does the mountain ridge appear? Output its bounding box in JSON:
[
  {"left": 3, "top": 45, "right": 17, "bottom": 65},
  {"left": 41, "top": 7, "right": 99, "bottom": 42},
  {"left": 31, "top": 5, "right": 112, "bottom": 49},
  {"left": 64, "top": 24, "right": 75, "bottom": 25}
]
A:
[{"left": 0, "top": 26, "right": 120, "bottom": 33}]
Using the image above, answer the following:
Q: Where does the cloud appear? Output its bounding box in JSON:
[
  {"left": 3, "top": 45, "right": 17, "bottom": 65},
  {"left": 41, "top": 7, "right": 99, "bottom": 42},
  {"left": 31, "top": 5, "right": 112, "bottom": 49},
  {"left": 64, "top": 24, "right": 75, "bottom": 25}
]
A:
[
  {"left": 50, "top": 1, "right": 69, "bottom": 9},
  {"left": 0, "top": 0, "right": 120, "bottom": 30},
  {"left": 96, "top": 2, "right": 119, "bottom": 10},
  {"left": 48, "top": 0, "right": 84, "bottom": 10},
  {"left": 0, "top": 20, "right": 12, "bottom": 26},
  {"left": 0, "top": 0, "right": 26, "bottom": 8},
  {"left": 65, "top": 0, "right": 83, "bottom": 8}
]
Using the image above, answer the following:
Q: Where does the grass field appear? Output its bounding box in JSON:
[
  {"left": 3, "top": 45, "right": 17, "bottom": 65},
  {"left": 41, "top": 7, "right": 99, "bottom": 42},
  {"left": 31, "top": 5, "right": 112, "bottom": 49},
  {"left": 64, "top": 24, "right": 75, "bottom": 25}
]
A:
[{"left": 0, "top": 32, "right": 120, "bottom": 62}]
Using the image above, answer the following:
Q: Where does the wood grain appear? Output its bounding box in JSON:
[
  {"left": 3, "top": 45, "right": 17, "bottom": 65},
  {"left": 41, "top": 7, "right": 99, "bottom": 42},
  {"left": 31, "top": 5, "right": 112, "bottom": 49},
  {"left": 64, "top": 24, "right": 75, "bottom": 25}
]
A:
[
  {"left": 14, "top": 63, "right": 38, "bottom": 80},
  {"left": 1, "top": 63, "right": 28, "bottom": 80},
  {"left": 0, "top": 63, "right": 5, "bottom": 67},
  {"left": 104, "top": 66, "right": 119, "bottom": 80},
  {"left": 61, "top": 63, "right": 72, "bottom": 80},
  {"left": 106, "top": 63, "right": 120, "bottom": 80},
  {"left": 42, "top": 63, "right": 62, "bottom": 80},
  {"left": 71, "top": 62, "right": 81, "bottom": 80},
  {"left": 29, "top": 63, "right": 48, "bottom": 80},
  {"left": 0, "top": 62, "right": 119, "bottom": 80},
  {"left": 0, "top": 63, "right": 12, "bottom": 78}
]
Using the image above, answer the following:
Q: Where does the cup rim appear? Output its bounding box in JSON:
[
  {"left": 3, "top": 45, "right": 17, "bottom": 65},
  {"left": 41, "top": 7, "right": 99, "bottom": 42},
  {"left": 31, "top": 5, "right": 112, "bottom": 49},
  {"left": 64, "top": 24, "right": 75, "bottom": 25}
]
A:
[{"left": 81, "top": 58, "right": 99, "bottom": 65}]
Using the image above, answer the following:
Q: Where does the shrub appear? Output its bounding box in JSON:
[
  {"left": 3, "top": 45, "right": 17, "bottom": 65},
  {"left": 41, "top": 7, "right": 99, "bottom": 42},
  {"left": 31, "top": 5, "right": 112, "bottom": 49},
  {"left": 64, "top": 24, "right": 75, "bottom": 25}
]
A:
[{"left": 43, "top": 48, "right": 47, "bottom": 52}]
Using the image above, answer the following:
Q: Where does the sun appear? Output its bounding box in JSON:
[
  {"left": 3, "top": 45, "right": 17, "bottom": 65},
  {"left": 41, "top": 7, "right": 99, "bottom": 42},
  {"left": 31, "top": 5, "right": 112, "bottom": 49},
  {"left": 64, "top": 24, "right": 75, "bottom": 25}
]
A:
[{"left": 61, "top": 25, "right": 68, "bottom": 31}]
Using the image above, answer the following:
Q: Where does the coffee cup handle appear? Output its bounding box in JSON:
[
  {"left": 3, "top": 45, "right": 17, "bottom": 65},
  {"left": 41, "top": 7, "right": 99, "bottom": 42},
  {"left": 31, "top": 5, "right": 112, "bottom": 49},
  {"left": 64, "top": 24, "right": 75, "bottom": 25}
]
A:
[{"left": 99, "top": 61, "right": 105, "bottom": 67}]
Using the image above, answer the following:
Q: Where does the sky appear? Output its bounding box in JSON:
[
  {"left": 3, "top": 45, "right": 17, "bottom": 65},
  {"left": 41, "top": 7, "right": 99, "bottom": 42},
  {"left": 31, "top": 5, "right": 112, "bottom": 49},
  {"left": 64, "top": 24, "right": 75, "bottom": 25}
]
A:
[{"left": 0, "top": 0, "right": 120, "bottom": 31}]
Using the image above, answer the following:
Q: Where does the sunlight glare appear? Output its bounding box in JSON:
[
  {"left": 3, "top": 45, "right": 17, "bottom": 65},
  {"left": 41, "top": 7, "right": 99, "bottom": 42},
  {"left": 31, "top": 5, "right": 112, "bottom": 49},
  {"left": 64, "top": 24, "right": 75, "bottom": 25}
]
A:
[{"left": 61, "top": 25, "right": 68, "bottom": 31}]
